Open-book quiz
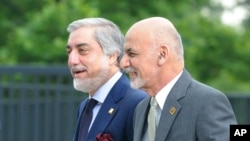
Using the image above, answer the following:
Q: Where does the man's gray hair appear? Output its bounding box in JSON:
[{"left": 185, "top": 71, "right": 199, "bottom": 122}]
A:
[{"left": 67, "top": 18, "right": 124, "bottom": 63}]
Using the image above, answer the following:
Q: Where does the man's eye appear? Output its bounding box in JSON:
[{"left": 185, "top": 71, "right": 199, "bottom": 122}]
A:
[
  {"left": 66, "top": 49, "right": 71, "bottom": 55},
  {"left": 128, "top": 52, "right": 137, "bottom": 57},
  {"left": 79, "top": 48, "right": 89, "bottom": 54}
]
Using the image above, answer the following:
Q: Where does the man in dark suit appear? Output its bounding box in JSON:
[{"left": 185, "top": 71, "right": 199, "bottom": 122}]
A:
[
  {"left": 66, "top": 18, "right": 147, "bottom": 141},
  {"left": 120, "top": 17, "right": 237, "bottom": 141}
]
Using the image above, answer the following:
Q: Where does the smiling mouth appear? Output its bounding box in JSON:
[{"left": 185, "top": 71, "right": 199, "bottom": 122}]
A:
[
  {"left": 72, "top": 70, "right": 87, "bottom": 77},
  {"left": 128, "top": 72, "right": 137, "bottom": 80}
]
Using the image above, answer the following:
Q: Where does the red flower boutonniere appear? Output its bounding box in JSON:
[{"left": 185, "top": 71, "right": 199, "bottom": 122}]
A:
[{"left": 96, "top": 133, "right": 113, "bottom": 141}]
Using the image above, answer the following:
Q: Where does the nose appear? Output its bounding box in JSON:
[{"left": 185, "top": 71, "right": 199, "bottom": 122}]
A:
[
  {"left": 119, "top": 54, "right": 130, "bottom": 69},
  {"left": 68, "top": 50, "right": 80, "bottom": 66}
]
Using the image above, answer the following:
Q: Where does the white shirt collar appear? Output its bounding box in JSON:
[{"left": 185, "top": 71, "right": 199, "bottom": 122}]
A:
[
  {"left": 155, "top": 70, "right": 183, "bottom": 110},
  {"left": 89, "top": 71, "right": 122, "bottom": 103}
]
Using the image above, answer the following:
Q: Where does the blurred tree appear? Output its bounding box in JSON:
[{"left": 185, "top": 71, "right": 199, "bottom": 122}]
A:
[
  {"left": 0, "top": 0, "right": 50, "bottom": 63},
  {"left": 0, "top": 0, "right": 249, "bottom": 92},
  {"left": 237, "top": 0, "right": 250, "bottom": 28},
  {"left": 2, "top": 0, "right": 99, "bottom": 64}
]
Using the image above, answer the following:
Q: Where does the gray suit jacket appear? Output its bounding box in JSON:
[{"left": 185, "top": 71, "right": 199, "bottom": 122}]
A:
[{"left": 133, "top": 69, "right": 237, "bottom": 141}]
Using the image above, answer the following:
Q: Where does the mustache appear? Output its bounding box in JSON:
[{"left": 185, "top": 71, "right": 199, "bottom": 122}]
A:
[
  {"left": 70, "top": 65, "right": 87, "bottom": 72},
  {"left": 122, "top": 67, "right": 136, "bottom": 73}
]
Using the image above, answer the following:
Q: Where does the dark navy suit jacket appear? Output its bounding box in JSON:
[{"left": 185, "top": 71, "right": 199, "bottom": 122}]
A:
[{"left": 73, "top": 74, "right": 147, "bottom": 141}]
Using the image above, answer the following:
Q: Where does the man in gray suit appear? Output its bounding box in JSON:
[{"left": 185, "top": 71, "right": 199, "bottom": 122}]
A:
[{"left": 120, "top": 17, "right": 237, "bottom": 141}]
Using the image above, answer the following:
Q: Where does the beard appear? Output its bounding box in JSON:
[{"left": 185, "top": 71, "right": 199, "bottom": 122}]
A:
[
  {"left": 73, "top": 57, "right": 109, "bottom": 93},
  {"left": 123, "top": 67, "right": 146, "bottom": 89},
  {"left": 131, "top": 77, "right": 146, "bottom": 89}
]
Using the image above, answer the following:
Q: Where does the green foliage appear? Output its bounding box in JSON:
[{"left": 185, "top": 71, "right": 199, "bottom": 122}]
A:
[
  {"left": 0, "top": 0, "right": 250, "bottom": 93},
  {"left": 1, "top": 0, "right": 99, "bottom": 64}
]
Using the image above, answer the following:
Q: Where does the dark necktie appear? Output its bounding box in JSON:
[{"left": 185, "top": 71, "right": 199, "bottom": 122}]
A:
[{"left": 78, "top": 98, "right": 98, "bottom": 141}]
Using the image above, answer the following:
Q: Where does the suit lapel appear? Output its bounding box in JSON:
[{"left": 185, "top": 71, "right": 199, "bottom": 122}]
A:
[
  {"left": 74, "top": 99, "right": 88, "bottom": 141},
  {"left": 134, "top": 97, "right": 150, "bottom": 140},
  {"left": 88, "top": 98, "right": 119, "bottom": 138},
  {"left": 156, "top": 69, "right": 192, "bottom": 141},
  {"left": 87, "top": 74, "right": 129, "bottom": 138},
  {"left": 155, "top": 95, "right": 181, "bottom": 141}
]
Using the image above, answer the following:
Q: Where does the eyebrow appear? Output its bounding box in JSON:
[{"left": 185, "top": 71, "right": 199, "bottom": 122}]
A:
[
  {"left": 125, "top": 48, "right": 133, "bottom": 53},
  {"left": 126, "top": 48, "right": 139, "bottom": 54},
  {"left": 66, "top": 43, "right": 89, "bottom": 49}
]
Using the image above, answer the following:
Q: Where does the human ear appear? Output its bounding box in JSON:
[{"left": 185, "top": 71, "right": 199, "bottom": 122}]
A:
[
  {"left": 157, "top": 46, "right": 168, "bottom": 65},
  {"left": 108, "top": 52, "right": 119, "bottom": 65}
]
